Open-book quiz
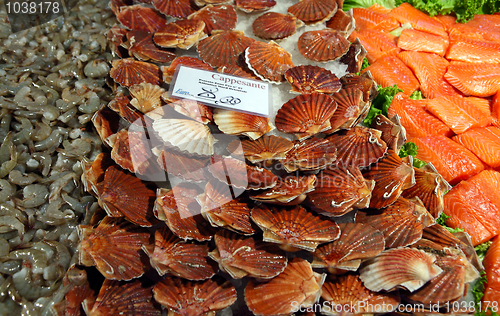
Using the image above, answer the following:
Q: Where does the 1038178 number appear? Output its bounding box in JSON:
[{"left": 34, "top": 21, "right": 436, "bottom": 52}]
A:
[{"left": 5, "top": 1, "right": 60, "bottom": 14}]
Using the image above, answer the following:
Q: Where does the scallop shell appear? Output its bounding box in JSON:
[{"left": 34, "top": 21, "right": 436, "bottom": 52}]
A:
[
  {"left": 107, "top": 93, "right": 145, "bottom": 124},
  {"left": 312, "top": 223, "right": 385, "bottom": 273},
  {"left": 82, "top": 279, "right": 159, "bottom": 316},
  {"left": 363, "top": 151, "right": 415, "bottom": 209},
  {"left": 298, "top": 29, "right": 349, "bottom": 62},
  {"left": 188, "top": 5, "right": 238, "bottom": 35},
  {"left": 196, "top": 180, "right": 255, "bottom": 235},
  {"left": 98, "top": 165, "right": 157, "bottom": 227},
  {"left": 288, "top": 0, "right": 338, "bottom": 24},
  {"left": 281, "top": 137, "right": 337, "bottom": 172},
  {"left": 370, "top": 114, "right": 406, "bottom": 153},
  {"left": 154, "top": 19, "right": 207, "bottom": 50},
  {"left": 157, "top": 148, "right": 209, "bottom": 182},
  {"left": 78, "top": 217, "right": 150, "bottom": 281},
  {"left": 250, "top": 174, "right": 317, "bottom": 205},
  {"left": 252, "top": 12, "right": 304, "bottom": 40},
  {"left": 341, "top": 71, "right": 377, "bottom": 102},
  {"left": 163, "top": 95, "right": 213, "bottom": 124},
  {"left": 162, "top": 57, "right": 212, "bottom": 84},
  {"left": 126, "top": 31, "right": 176, "bottom": 63},
  {"left": 307, "top": 165, "right": 373, "bottom": 217},
  {"left": 110, "top": 58, "right": 160, "bottom": 87},
  {"left": 153, "top": 277, "right": 237, "bottom": 315},
  {"left": 153, "top": 119, "right": 215, "bottom": 156},
  {"left": 81, "top": 152, "right": 113, "bottom": 195},
  {"left": 91, "top": 107, "right": 120, "bottom": 147},
  {"left": 245, "top": 258, "right": 325, "bottom": 316},
  {"left": 116, "top": 4, "right": 167, "bottom": 33},
  {"left": 232, "top": 135, "right": 294, "bottom": 164},
  {"left": 208, "top": 155, "right": 279, "bottom": 190},
  {"left": 275, "top": 93, "right": 337, "bottom": 141},
  {"left": 217, "top": 64, "right": 261, "bottom": 80},
  {"left": 324, "top": 87, "right": 365, "bottom": 134},
  {"left": 244, "top": 40, "right": 294, "bottom": 84},
  {"left": 339, "top": 38, "right": 368, "bottom": 74},
  {"left": 235, "top": 0, "right": 276, "bottom": 13},
  {"left": 321, "top": 274, "right": 400, "bottom": 314},
  {"left": 422, "top": 223, "right": 469, "bottom": 255},
  {"left": 284, "top": 65, "right": 341, "bottom": 94},
  {"left": 55, "top": 267, "right": 94, "bottom": 316},
  {"left": 327, "top": 126, "right": 388, "bottom": 168},
  {"left": 356, "top": 197, "right": 435, "bottom": 248},
  {"left": 129, "top": 83, "right": 164, "bottom": 114},
  {"left": 155, "top": 185, "right": 214, "bottom": 242},
  {"left": 209, "top": 230, "right": 287, "bottom": 279},
  {"left": 402, "top": 163, "right": 452, "bottom": 218},
  {"left": 250, "top": 204, "right": 340, "bottom": 252},
  {"left": 142, "top": 227, "right": 217, "bottom": 280},
  {"left": 107, "top": 25, "right": 127, "bottom": 58},
  {"left": 326, "top": 8, "right": 355, "bottom": 34},
  {"left": 152, "top": 0, "right": 195, "bottom": 18},
  {"left": 197, "top": 30, "right": 255, "bottom": 68},
  {"left": 195, "top": 0, "right": 232, "bottom": 6},
  {"left": 213, "top": 109, "right": 274, "bottom": 140}
]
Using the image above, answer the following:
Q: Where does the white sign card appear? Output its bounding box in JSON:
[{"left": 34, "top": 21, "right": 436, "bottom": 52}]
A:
[{"left": 169, "top": 66, "right": 272, "bottom": 117}]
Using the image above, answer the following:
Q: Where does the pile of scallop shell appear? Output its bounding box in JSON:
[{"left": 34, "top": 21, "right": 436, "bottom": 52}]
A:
[{"left": 71, "top": 0, "right": 482, "bottom": 315}]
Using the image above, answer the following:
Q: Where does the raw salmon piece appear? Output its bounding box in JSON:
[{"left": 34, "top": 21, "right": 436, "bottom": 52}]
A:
[
  {"left": 367, "top": 3, "right": 391, "bottom": 14},
  {"left": 399, "top": 51, "right": 460, "bottom": 99},
  {"left": 349, "top": 29, "right": 400, "bottom": 64},
  {"left": 466, "top": 97, "right": 491, "bottom": 117},
  {"left": 483, "top": 236, "right": 500, "bottom": 303},
  {"left": 445, "top": 61, "right": 500, "bottom": 97},
  {"left": 493, "top": 90, "right": 500, "bottom": 121},
  {"left": 469, "top": 170, "right": 500, "bottom": 206},
  {"left": 397, "top": 29, "right": 449, "bottom": 56},
  {"left": 448, "top": 14, "right": 500, "bottom": 43},
  {"left": 453, "top": 127, "right": 500, "bottom": 168},
  {"left": 425, "top": 95, "right": 492, "bottom": 134},
  {"left": 388, "top": 93, "right": 453, "bottom": 138},
  {"left": 361, "top": 55, "right": 419, "bottom": 95},
  {"left": 390, "top": 3, "right": 447, "bottom": 37},
  {"left": 352, "top": 7, "right": 400, "bottom": 32},
  {"left": 446, "top": 36, "right": 500, "bottom": 63},
  {"left": 433, "top": 15, "right": 456, "bottom": 31},
  {"left": 411, "top": 135, "right": 485, "bottom": 185}
]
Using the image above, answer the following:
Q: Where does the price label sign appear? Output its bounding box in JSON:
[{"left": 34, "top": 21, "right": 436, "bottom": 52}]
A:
[{"left": 169, "top": 65, "right": 272, "bottom": 117}]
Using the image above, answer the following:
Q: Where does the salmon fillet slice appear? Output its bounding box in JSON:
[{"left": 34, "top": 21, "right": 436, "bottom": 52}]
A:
[
  {"left": 433, "top": 14, "right": 456, "bottom": 31},
  {"left": 448, "top": 14, "right": 500, "bottom": 43},
  {"left": 446, "top": 36, "right": 500, "bottom": 63},
  {"left": 397, "top": 29, "right": 449, "bottom": 56},
  {"left": 352, "top": 7, "right": 400, "bottom": 32},
  {"left": 390, "top": 3, "right": 447, "bottom": 37},
  {"left": 445, "top": 61, "right": 500, "bottom": 97},
  {"left": 493, "top": 90, "right": 500, "bottom": 122},
  {"left": 349, "top": 29, "right": 400, "bottom": 64},
  {"left": 453, "top": 127, "right": 500, "bottom": 168}
]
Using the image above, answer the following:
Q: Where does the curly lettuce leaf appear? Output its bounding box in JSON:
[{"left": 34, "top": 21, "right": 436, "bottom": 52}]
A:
[
  {"left": 436, "top": 213, "right": 465, "bottom": 233},
  {"left": 475, "top": 241, "right": 492, "bottom": 261},
  {"left": 409, "top": 90, "right": 424, "bottom": 100},
  {"left": 363, "top": 85, "right": 403, "bottom": 126},
  {"left": 395, "top": 0, "right": 455, "bottom": 15},
  {"left": 343, "top": 0, "right": 397, "bottom": 10},
  {"left": 399, "top": 142, "right": 427, "bottom": 168}
]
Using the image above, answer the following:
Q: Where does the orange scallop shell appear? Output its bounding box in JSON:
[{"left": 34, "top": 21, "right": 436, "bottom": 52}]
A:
[
  {"left": 152, "top": 0, "right": 195, "bottom": 18},
  {"left": 163, "top": 96, "right": 213, "bottom": 124},
  {"left": 275, "top": 93, "right": 337, "bottom": 141},
  {"left": 307, "top": 165, "right": 373, "bottom": 217},
  {"left": 324, "top": 87, "right": 365, "bottom": 134},
  {"left": 232, "top": 135, "right": 294, "bottom": 164},
  {"left": 356, "top": 197, "right": 435, "bottom": 248},
  {"left": 370, "top": 114, "right": 407, "bottom": 153},
  {"left": 327, "top": 126, "right": 388, "bottom": 168},
  {"left": 188, "top": 5, "right": 238, "bottom": 35},
  {"left": 326, "top": 8, "right": 355, "bottom": 33},
  {"left": 285, "top": 65, "right": 341, "bottom": 94},
  {"left": 339, "top": 38, "right": 368, "bottom": 73},
  {"left": 157, "top": 148, "right": 210, "bottom": 182},
  {"left": 153, "top": 277, "right": 237, "bottom": 315},
  {"left": 235, "top": 0, "right": 276, "bottom": 13},
  {"left": 250, "top": 204, "right": 340, "bottom": 252},
  {"left": 209, "top": 230, "right": 287, "bottom": 279},
  {"left": 245, "top": 40, "right": 294, "bottom": 84},
  {"left": 56, "top": 267, "right": 94, "bottom": 316},
  {"left": 162, "top": 56, "right": 212, "bottom": 84},
  {"left": 341, "top": 71, "right": 377, "bottom": 102},
  {"left": 245, "top": 258, "right": 325, "bottom": 316},
  {"left": 110, "top": 58, "right": 160, "bottom": 87},
  {"left": 154, "top": 19, "right": 207, "bottom": 50},
  {"left": 91, "top": 107, "right": 120, "bottom": 147},
  {"left": 195, "top": 0, "right": 231, "bottom": 6},
  {"left": 126, "top": 31, "right": 176, "bottom": 63},
  {"left": 298, "top": 29, "right": 349, "bottom": 62},
  {"left": 281, "top": 137, "right": 338, "bottom": 172},
  {"left": 250, "top": 174, "right": 317, "bottom": 205},
  {"left": 213, "top": 109, "right": 274, "bottom": 140},
  {"left": 107, "top": 93, "right": 144, "bottom": 124},
  {"left": 288, "top": 0, "right": 338, "bottom": 24},
  {"left": 142, "top": 227, "right": 217, "bottom": 280},
  {"left": 197, "top": 30, "right": 255, "bottom": 68},
  {"left": 252, "top": 12, "right": 304, "bottom": 40},
  {"left": 107, "top": 25, "right": 128, "bottom": 58},
  {"left": 81, "top": 152, "right": 113, "bottom": 195},
  {"left": 312, "top": 223, "right": 385, "bottom": 274},
  {"left": 363, "top": 151, "right": 415, "bottom": 209},
  {"left": 217, "top": 64, "right": 261, "bottom": 80},
  {"left": 116, "top": 4, "right": 167, "bottom": 33},
  {"left": 78, "top": 217, "right": 150, "bottom": 281}
]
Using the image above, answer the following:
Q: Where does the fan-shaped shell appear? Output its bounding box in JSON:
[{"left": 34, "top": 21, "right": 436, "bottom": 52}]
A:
[
  {"left": 252, "top": 12, "right": 304, "bottom": 40},
  {"left": 421, "top": 224, "right": 472, "bottom": 264},
  {"left": 163, "top": 96, "right": 213, "bottom": 124},
  {"left": 153, "top": 277, "right": 237, "bottom": 315},
  {"left": 126, "top": 31, "right": 176, "bottom": 63},
  {"left": 326, "top": 8, "right": 355, "bottom": 34},
  {"left": 197, "top": 30, "right": 255, "bottom": 68},
  {"left": 341, "top": 71, "right": 377, "bottom": 102},
  {"left": 188, "top": 5, "right": 238, "bottom": 35},
  {"left": 370, "top": 114, "right": 406, "bottom": 153},
  {"left": 363, "top": 151, "right": 415, "bottom": 209},
  {"left": 232, "top": 135, "right": 294, "bottom": 164},
  {"left": 250, "top": 175, "right": 317, "bottom": 205},
  {"left": 285, "top": 65, "right": 341, "bottom": 94},
  {"left": 275, "top": 93, "right": 337, "bottom": 141},
  {"left": 116, "top": 4, "right": 167, "bottom": 33},
  {"left": 78, "top": 217, "right": 150, "bottom": 281},
  {"left": 153, "top": 119, "right": 215, "bottom": 156},
  {"left": 308, "top": 165, "right": 373, "bottom": 217},
  {"left": 298, "top": 29, "right": 349, "bottom": 62},
  {"left": 339, "top": 38, "right": 368, "bottom": 74},
  {"left": 281, "top": 137, "right": 337, "bottom": 172},
  {"left": 155, "top": 185, "right": 214, "bottom": 241},
  {"left": 209, "top": 230, "right": 287, "bottom": 279},
  {"left": 152, "top": 0, "right": 195, "bottom": 18},
  {"left": 162, "top": 57, "right": 212, "bottom": 84},
  {"left": 107, "top": 93, "right": 144, "bottom": 124},
  {"left": 157, "top": 148, "right": 209, "bottom": 182},
  {"left": 154, "top": 19, "right": 207, "bottom": 50},
  {"left": 81, "top": 152, "right": 113, "bottom": 195},
  {"left": 142, "top": 227, "right": 217, "bottom": 280},
  {"left": 327, "top": 126, "right": 388, "bottom": 168},
  {"left": 360, "top": 248, "right": 443, "bottom": 292},
  {"left": 92, "top": 107, "right": 120, "bottom": 144},
  {"left": 250, "top": 204, "right": 340, "bottom": 252},
  {"left": 213, "top": 109, "right": 274, "bottom": 140},
  {"left": 110, "top": 58, "right": 160, "bottom": 87},
  {"left": 235, "top": 0, "right": 276, "bottom": 13},
  {"left": 245, "top": 258, "right": 325, "bottom": 316},
  {"left": 107, "top": 25, "right": 127, "bottom": 58},
  {"left": 217, "top": 64, "right": 261, "bottom": 80},
  {"left": 128, "top": 83, "right": 164, "bottom": 115},
  {"left": 55, "top": 267, "right": 93, "bottom": 316},
  {"left": 195, "top": 0, "right": 231, "bottom": 6},
  {"left": 324, "top": 87, "right": 365, "bottom": 134},
  {"left": 288, "top": 0, "right": 338, "bottom": 24},
  {"left": 245, "top": 40, "right": 294, "bottom": 84},
  {"left": 312, "top": 223, "right": 385, "bottom": 273},
  {"left": 356, "top": 197, "right": 435, "bottom": 248}
]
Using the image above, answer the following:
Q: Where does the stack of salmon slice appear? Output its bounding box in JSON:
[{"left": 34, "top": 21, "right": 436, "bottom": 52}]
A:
[{"left": 351, "top": 3, "right": 500, "bottom": 302}]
